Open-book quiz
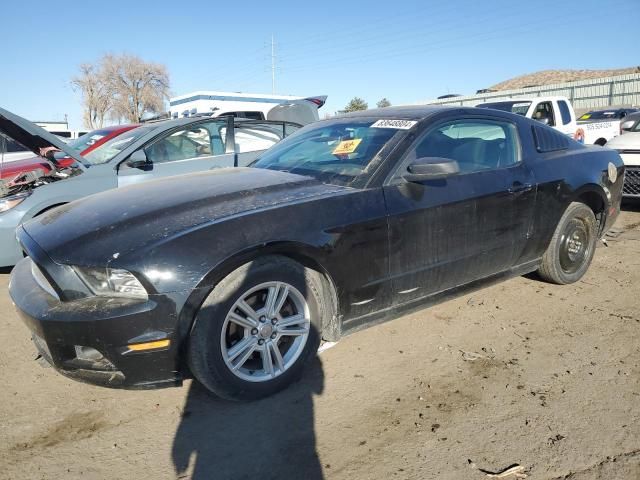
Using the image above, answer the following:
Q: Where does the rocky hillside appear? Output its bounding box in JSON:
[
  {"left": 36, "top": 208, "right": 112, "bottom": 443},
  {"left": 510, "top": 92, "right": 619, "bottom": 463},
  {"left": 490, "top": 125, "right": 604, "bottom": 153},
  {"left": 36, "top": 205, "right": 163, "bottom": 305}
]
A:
[{"left": 490, "top": 67, "right": 640, "bottom": 90}]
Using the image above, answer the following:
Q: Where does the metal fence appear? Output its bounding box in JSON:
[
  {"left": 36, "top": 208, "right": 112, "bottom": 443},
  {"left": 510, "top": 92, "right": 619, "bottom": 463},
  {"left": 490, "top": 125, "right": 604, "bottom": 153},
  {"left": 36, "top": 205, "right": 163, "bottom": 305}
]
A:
[{"left": 422, "top": 73, "right": 640, "bottom": 113}]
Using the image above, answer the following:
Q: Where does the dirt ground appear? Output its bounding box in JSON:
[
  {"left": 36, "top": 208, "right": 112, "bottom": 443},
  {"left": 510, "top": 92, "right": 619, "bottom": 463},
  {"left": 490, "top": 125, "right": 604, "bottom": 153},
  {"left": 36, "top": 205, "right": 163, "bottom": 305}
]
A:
[{"left": 1, "top": 206, "right": 638, "bottom": 480}]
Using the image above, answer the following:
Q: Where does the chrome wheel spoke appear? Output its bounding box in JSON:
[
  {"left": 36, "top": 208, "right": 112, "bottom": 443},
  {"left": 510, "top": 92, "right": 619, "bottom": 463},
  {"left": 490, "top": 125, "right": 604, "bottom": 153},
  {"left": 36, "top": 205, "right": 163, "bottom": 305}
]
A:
[
  {"left": 272, "top": 285, "right": 289, "bottom": 317},
  {"left": 279, "top": 326, "right": 308, "bottom": 337},
  {"left": 278, "top": 313, "right": 306, "bottom": 328},
  {"left": 237, "top": 300, "right": 259, "bottom": 323},
  {"left": 227, "top": 337, "right": 256, "bottom": 363},
  {"left": 228, "top": 312, "right": 258, "bottom": 329},
  {"left": 261, "top": 345, "right": 275, "bottom": 377},
  {"left": 270, "top": 342, "right": 285, "bottom": 373},
  {"left": 232, "top": 341, "right": 257, "bottom": 371}
]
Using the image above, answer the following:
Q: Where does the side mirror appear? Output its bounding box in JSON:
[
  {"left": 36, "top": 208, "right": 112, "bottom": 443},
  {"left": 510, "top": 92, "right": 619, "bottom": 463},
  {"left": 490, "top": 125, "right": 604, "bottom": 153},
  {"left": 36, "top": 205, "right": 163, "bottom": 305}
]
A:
[
  {"left": 404, "top": 157, "right": 460, "bottom": 182},
  {"left": 125, "top": 149, "right": 150, "bottom": 169}
]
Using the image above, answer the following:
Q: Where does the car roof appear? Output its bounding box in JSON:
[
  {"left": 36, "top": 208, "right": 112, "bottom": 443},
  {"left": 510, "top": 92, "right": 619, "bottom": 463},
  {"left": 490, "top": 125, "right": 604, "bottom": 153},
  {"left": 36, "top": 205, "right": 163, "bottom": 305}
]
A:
[{"left": 338, "top": 105, "right": 455, "bottom": 121}]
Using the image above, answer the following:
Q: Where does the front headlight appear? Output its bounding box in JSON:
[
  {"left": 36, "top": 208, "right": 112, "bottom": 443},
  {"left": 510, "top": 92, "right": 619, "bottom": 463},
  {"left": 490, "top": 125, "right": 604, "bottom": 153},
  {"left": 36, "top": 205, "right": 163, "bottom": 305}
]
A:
[
  {"left": 0, "top": 191, "right": 32, "bottom": 213},
  {"left": 75, "top": 267, "right": 148, "bottom": 300}
]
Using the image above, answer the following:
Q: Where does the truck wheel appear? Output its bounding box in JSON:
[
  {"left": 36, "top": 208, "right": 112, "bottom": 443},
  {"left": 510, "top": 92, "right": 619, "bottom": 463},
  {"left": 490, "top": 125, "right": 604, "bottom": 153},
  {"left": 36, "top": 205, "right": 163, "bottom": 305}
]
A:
[
  {"left": 594, "top": 138, "right": 607, "bottom": 146},
  {"left": 537, "top": 202, "right": 597, "bottom": 285},
  {"left": 188, "top": 255, "right": 326, "bottom": 401}
]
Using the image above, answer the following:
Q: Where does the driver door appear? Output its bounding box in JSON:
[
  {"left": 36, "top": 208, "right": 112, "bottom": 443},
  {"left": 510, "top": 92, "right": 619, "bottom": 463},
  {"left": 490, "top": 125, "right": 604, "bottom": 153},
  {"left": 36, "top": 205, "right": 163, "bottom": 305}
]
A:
[
  {"left": 384, "top": 116, "right": 536, "bottom": 305},
  {"left": 117, "top": 118, "right": 235, "bottom": 187}
]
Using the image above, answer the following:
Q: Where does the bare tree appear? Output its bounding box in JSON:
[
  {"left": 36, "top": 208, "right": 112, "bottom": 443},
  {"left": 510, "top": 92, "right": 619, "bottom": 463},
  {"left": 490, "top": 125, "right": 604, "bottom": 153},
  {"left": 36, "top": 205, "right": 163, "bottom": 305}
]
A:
[
  {"left": 71, "top": 64, "right": 112, "bottom": 129},
  {"left": 102, "top": 54, "right": 170, "bottom": 123}
]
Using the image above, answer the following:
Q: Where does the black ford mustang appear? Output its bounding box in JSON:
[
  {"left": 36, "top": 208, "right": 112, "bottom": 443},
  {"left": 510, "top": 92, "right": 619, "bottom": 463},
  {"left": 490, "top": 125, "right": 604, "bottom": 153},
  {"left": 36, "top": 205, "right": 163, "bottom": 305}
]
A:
[{"left": 9, "top": 106, "right": 624, "bottom": 400}]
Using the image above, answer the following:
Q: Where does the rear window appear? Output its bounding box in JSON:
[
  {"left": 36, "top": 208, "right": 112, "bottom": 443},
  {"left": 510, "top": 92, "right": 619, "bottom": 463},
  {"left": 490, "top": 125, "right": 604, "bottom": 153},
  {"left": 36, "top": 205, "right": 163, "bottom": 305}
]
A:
[
  {"left": 532, "top": 125, "right": 569, "bottom": 153},
  {"left": 478, "top": 101, "right": 531, "bottom": 116},
  {"left": 558, "top": 101, "right": 572, "bottom": 125}
]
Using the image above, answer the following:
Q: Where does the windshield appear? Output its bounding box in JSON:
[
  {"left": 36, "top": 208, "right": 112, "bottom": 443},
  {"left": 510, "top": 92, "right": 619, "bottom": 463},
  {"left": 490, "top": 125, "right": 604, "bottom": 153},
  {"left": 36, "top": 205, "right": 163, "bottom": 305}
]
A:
[
  {"left": 83, "top": 126, "right": 155, "bottom": 165},
  {"left": 252, "top": 118, "right": 406, "bottom": 186},
  {"left": 68, "top": 129, "right": 115, "bottom": 152},
  {"left": 478, "top": 101, "right": 531, "bottom": 116}
]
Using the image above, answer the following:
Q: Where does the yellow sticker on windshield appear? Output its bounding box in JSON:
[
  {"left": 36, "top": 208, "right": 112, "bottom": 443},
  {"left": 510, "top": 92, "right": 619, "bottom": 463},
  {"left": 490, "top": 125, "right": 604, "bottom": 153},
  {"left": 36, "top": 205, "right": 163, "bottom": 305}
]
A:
[{"left": 332, "top": 138, "right": 362, "bottom": 155}]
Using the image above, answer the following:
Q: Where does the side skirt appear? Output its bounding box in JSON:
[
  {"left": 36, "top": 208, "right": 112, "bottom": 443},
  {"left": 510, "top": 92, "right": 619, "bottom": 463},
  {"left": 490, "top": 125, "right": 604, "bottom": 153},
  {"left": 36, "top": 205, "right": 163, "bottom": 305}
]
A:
[{"left": 340, "top": 259, "right": 541, "bottom": 337}]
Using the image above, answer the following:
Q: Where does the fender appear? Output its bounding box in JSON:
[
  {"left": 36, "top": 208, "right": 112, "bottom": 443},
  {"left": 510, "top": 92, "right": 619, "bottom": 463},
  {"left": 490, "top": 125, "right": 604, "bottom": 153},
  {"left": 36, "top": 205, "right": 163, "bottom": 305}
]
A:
[{"left": 174, "top": 241, "right": 341, "bottom": 363}]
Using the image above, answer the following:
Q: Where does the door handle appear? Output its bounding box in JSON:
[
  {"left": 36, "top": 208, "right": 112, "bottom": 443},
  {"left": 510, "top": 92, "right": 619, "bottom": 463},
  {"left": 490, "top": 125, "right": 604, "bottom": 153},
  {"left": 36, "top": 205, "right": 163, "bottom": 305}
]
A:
[{"left": 508, "top": 182, "right": 533, "bottom": 194}]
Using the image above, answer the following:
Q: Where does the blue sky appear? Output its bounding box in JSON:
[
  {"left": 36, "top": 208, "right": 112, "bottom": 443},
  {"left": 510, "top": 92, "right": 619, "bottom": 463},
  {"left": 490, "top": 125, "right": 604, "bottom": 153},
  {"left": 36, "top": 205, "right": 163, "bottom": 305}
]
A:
[{"left": 1, "top": 0, "right": 638, "bottom": 129}]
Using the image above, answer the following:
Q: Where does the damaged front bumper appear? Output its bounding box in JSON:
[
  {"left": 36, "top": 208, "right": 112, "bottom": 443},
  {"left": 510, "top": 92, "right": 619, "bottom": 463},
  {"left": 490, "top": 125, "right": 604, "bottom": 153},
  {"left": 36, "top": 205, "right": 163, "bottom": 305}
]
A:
[{"left": 9, "top": 257, "right": 183, "bottom": 389}]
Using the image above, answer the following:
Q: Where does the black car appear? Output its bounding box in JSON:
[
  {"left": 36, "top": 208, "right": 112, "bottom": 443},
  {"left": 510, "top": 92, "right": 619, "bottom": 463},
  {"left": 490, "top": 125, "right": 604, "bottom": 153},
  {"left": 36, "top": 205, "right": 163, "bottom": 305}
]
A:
[
  {"left": 9, "top": 106, "right": 624, "bottom": 400},
  {"left": 578, "top": 108, "right": 639, "bottom": 121}
]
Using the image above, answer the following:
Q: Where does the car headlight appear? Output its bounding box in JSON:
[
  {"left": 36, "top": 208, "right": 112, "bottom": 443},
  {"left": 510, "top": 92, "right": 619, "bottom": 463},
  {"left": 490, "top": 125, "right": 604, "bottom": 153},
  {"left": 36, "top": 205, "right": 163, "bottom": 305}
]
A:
[
  {"left": 0, "top": 191, "right": 32, "bottom": 213},
  {"left": 74, "top": 267, "right": 148, "bottom": 300}
]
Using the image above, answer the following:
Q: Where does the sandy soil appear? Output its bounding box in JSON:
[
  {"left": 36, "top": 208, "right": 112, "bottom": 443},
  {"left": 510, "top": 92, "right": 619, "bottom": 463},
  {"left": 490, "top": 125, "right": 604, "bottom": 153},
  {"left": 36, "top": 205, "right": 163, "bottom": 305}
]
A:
[{"left": 1, "top": 207, "right": 638, "bottom": 480}]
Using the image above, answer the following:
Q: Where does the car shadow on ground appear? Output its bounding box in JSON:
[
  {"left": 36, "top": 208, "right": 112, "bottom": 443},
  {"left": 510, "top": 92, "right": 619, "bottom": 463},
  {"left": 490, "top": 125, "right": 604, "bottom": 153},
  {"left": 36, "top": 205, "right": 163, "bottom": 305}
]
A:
[{"left": 172, "top": 355, "right": 325, "bottom": 480}]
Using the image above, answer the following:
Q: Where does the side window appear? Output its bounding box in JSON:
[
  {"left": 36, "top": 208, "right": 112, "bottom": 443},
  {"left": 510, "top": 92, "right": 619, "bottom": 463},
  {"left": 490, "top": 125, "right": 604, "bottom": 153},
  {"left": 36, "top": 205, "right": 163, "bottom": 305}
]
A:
[
  {"left": 234, "top": 122, "right": 285, "bottom": 153},
  {"left": 558, "top": 101, "right": 572, "bottom": 125},
  {"left": 285, "top": 123, "right": 301, "bottom": 137},
  {"left": 144, "top": 120, "right": 227, "bottom": 164},
  {"left": 532, "top": 102, "right": 555, "bottom": 126},
  {"left": 405, "top": 119, "right": 520, "bottom": 174}
]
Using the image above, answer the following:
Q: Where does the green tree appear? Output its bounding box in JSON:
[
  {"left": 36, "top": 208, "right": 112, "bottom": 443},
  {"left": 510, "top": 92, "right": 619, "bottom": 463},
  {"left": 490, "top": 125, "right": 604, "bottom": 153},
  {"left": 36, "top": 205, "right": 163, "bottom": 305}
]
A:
[
  {"left": 376, "top": 98, "right": 391, "bottom": 108},
  {"left": 343, "top": 97, "right": 368, "bottom": 112}
]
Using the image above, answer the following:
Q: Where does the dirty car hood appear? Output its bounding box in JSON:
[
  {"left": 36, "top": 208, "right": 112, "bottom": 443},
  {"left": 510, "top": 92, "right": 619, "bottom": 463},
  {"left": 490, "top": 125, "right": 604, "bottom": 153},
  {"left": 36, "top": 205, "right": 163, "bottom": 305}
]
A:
[
  {"left": 0, "top": 107, "right": 87, "bottom": 167},
  {"left": 22, "top": 167, "right": 347, "bottom": 265}
]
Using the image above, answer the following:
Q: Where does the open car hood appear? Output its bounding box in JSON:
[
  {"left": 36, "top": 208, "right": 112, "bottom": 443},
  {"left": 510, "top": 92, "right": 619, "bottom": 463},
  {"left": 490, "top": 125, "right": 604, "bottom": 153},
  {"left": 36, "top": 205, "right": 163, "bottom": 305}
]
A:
[{"left": 0, "top": 107, "right": 87, "bottom": 169}]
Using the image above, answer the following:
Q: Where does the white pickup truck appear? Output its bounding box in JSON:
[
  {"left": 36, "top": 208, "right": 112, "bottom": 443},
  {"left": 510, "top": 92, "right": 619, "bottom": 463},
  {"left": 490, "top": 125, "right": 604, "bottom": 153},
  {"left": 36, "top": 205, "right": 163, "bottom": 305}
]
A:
[{"left": 477, "top": 96, "right": 621, "bottom": 146}]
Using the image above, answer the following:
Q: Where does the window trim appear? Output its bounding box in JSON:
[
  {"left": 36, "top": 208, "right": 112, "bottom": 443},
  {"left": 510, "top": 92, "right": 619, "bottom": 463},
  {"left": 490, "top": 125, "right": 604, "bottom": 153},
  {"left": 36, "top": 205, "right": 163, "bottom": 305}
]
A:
[{"left": 385, "top": 116, "right": 523, "bottom": 186}]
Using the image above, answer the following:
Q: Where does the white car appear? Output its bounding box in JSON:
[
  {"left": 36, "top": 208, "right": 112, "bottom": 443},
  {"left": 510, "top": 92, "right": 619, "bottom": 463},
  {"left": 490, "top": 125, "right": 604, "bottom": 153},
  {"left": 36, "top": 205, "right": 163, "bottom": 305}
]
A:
[
  {"left": 607, "top": 132, "right": 640, "bottom": 198},
  {"left": 478, "top": 96, "right": 621, "bottom": 145}
]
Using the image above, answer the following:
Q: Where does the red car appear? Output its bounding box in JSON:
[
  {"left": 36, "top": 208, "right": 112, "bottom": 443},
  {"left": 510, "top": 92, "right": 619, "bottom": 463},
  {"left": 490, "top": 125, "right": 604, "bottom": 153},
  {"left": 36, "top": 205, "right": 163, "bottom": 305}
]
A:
[{"left": 0, "top": 124, "right": 138, "bottom": 180}]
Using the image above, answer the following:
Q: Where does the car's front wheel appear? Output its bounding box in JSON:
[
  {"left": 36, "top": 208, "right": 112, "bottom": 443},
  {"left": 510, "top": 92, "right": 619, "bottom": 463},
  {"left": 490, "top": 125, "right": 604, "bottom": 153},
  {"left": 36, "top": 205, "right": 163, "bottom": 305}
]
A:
[
  {"left": 188, "top": 256, "right": 325, "bottom": 401},
  {"left": 537, "top": 202, "right": 598, "bottom": 284}
]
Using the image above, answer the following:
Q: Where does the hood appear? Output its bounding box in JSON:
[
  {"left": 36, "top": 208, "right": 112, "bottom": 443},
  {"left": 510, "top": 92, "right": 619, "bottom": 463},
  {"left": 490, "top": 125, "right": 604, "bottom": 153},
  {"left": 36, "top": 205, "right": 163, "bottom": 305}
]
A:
[
  {"left": 0, "top": 107, "right": 87, "bottom": 167},
  {"left": 22, "top": 167, "right": 347, "bottom": 265},
  {"left": 606, "top": 132, "right": 640, "bottom": 150}
]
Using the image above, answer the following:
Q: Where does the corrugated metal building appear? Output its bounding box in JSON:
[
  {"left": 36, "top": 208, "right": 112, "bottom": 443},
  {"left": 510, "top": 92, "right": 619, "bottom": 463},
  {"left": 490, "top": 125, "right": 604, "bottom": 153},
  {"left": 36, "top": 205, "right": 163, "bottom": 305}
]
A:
[{"left": 423, "top": 73, "right": 640, "bottom": 114}]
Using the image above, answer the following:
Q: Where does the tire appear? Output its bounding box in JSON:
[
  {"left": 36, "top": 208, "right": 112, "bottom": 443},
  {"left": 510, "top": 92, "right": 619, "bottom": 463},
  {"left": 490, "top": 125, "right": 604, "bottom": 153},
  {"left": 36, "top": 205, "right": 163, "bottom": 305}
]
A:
[
  {"left": 537, "top": 202, "right": 597, "bottom": 285},
  {"left": 188, "top": 255, "right": 326, "bottom": 401}
]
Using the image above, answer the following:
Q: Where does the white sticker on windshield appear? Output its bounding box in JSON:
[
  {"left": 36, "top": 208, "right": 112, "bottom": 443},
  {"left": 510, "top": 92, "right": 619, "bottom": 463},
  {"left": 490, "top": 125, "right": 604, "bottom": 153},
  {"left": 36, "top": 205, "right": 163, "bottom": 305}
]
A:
[{"left": 370, "top": 119, "right": 417, "bottom": 130}]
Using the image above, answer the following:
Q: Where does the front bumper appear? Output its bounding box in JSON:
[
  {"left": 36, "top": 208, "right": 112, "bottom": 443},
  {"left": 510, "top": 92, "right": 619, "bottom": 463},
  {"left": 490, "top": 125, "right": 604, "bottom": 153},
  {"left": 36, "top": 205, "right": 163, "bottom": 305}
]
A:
[{"left": 9, "top": 257, "right": 183, "bottom": 389}]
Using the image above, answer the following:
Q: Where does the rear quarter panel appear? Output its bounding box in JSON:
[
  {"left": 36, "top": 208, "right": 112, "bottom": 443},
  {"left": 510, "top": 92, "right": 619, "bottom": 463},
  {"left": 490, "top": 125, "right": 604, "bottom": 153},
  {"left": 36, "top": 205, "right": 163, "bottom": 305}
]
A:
[{"left": 524, "top": 145, "right": 624, "bottom": 260}]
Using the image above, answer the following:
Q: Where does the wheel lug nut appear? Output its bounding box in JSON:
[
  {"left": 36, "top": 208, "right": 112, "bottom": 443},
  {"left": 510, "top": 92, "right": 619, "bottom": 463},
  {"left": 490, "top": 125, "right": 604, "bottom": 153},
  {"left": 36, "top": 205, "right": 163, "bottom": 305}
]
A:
[
  {"left": 251, "top": 328, "right": 258, "bottom": 335},
  {"left": 259, "top": 316, "right": 266, "bottom": 323},
  {"left": 270, "top": 333, "right": 277, "bottom": 339},
  {"left": 271, "top": 318, "right": 277, "bottom": 325},
  {"left": 258, "top": 339, "right": 265, "bottom": 345}
]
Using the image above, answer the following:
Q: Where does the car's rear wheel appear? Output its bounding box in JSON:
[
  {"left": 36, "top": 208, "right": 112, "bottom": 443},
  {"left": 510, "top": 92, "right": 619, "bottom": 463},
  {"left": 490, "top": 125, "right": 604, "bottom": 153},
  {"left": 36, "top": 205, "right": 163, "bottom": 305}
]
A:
[
  {"left": 537, "top": 202, "right": 597, "bottom": 284},
  {"left": 188, "top": 256, "right": 325, "bottom": 401}
]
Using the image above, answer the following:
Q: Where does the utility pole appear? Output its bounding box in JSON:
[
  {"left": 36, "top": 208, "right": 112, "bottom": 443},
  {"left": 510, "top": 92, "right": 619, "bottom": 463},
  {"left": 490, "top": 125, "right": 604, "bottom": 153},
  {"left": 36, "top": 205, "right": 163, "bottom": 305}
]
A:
[{"left": 271, "top": 34, "right": 276, "bottom": 94}]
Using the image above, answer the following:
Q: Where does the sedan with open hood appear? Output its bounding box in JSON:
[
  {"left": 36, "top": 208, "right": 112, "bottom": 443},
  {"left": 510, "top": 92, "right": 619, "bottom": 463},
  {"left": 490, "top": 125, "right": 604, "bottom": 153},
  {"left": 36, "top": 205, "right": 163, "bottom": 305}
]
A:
[
  {"left": 10, "top": 106, "right": 623, "bottom": 400},
  {"left": 0, "top": 107, "right": 301, "bottom": 266}
]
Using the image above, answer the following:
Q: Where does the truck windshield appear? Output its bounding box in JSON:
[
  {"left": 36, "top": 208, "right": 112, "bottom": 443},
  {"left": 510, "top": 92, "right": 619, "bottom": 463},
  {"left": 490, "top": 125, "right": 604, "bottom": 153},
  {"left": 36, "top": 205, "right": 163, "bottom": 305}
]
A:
[{"left": 477, "top": 101, "right": 531, "bottom": 116}]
